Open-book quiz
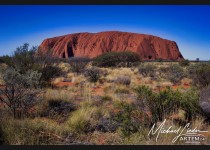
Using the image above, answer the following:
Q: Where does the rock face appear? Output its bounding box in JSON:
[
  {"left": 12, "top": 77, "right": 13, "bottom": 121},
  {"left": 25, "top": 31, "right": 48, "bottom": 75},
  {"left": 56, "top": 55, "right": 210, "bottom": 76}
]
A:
[{"left": 39, "top": 31, "right": 184, "bottom": 60}]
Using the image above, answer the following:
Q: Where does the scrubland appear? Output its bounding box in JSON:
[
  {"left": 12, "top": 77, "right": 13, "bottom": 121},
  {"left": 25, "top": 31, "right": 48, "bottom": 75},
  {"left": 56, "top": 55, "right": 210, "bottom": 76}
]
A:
[{"left": 0, "top": 46, "right": 210, "bottom": 145}]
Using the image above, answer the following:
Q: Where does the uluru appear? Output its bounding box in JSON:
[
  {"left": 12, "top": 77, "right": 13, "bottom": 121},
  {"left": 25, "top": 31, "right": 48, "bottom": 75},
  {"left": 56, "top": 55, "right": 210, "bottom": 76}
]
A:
[{"left": 39, "top": 31, "right": 184, "bottom": 60}]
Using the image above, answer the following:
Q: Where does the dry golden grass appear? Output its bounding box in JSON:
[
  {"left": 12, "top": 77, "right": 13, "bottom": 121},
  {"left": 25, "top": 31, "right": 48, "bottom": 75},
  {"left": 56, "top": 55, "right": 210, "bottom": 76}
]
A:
[
  {"left": 44, "top": 88, "right": 73, "bottom": 102},
  {"left": 58, "top": 62, "right": 71, "bottom": 72}
]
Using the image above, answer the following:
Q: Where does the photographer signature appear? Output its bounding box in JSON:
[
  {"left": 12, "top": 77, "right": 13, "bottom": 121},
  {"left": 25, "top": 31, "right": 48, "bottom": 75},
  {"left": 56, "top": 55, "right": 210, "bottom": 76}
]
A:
[{"left": 148, "top": 119, "right": 208, "bottom": 143}]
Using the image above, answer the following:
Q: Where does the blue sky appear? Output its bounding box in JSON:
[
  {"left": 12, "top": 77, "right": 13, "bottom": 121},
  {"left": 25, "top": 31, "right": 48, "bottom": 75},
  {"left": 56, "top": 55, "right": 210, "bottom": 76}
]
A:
[{"left": 0, "top": 5, "right": 210, "bottom": 60}]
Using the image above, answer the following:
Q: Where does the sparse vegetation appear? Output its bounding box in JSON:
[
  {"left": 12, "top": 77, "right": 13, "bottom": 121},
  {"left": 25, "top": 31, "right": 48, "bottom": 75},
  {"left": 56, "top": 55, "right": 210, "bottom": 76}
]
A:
[
  {"left": 167, "top": 64, "right": 185, "bottom": 84},
  {"left": 1, "top": 43, "right": 210, "bottom": 145},
  {"left": 68, "top": 57, "right": 90, "bottom": 74},
  {"left": 138, "top": 63, "right": 157, "bottom": 77},
  {"left": 84, "top": 67, "right": 101, "bottom": 83},
  {"left": 188, "top": 63, "right": 210, "bottom": 88},
  {"left": 179, "top": 59, "right": 190, "bottom": 67},
  {"left": 92, "top": 51, "right": 141, "bottom": 67},
  {"left": 114, "top": 75, "right": 131, "bottom": 86},
  {"left": 135, "top": 85, "right": 201, "bottom": 123}
]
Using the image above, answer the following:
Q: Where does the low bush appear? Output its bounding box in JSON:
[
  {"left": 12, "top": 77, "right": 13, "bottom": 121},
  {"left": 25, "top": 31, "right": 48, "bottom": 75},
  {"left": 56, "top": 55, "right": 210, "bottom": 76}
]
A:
[
  {"left": 158, "top": 66, "right": 169, "bottom": 78},
  {"left": 39, "top": 65, "right": 63, "bottom": 86},
  {"left": 113, "top": 101, "right": 138, "bottom": 136},
  {"left": 167, "top": 64, "right": 185, "bottom": 84},
  {"left": 179, "top": 59, "right": 190, "bottom": 67},
  {"left": 84, "top": 67, "right": 101, "bottom": 83},
  {"left": 180, "top": 88, "right": 201, "bottom": 121},
  {"left": 92, "top": 51, "right": 141, "bottom": 67},
  {"left": 138, "top": 63, "right": 157, "bottom": 77},
  {"left": 113, "top": 101, "right": 150, "bottom": 137},
  {"left": 68, "top": 57, "right": 90, "bottom": 74},
  {"left": 134, "top": 85, "right": 153, "bottom": 109},
  {"left": 187, "top": 63, "right": 210, "bottom": 88},
  {"left": 39, "top": 99, "right": 76, "bottom": 122},
  {"left": 114, "top": 75, "right": 131, "bottom": 86}
]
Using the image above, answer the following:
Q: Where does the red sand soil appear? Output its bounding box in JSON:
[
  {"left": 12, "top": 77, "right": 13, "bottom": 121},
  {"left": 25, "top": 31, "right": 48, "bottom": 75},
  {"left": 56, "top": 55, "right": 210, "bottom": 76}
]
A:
[
  {"left": 54, "top": 82, "right": 76, "bottom": 87},
  {"left": 91, "top": 87, "right": 104, "bottom": 96},
  {"left": 172, "top": 85, "right": 179, "bottom": 89},
  {"left": 183, "top": 83, "right": 190, "bottom": 89},
  {"left": 0, "top": 85, "right": 5, "bottom": 89}
]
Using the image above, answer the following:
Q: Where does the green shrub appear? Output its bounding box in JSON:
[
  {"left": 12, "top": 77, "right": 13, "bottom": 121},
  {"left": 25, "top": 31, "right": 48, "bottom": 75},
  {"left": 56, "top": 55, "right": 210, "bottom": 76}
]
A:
[
  {"left": 179, "top": 59, "right": 190, "bottom": 67},
  {"left": 114, "top": 75, "right": 131, "bottom": 86},
  {"left": 180, "top": 88, "right": 201, "bottom": 121},
  {"left": 187, "top": 63, "right": 210, "bottom": 87},
  {"left": 134, "top": 85, "right": 153, "bottom": 108},
  {"left": 84, "top": 67, "right": 101, "bottom": 83},
  {"left": 138, "top": 63, "right": 157, "bottom": 77},
  {"left": 113, "top": 102, "right": 138, "bottom": 136},
  {"left": 92, "top": 51, "right": 141, "bottom": 67},
  {"left": 167, "top": 64, "right": 185, "bottom": 84},
  {"left": 134, "top": 85, "right": 201, "bottom": 123},
  {"left": 153, "top": 88, "right": 182, "bottom": 122},
  {"left": 68, "top": 57, "right": 90, "bottom": 74}
]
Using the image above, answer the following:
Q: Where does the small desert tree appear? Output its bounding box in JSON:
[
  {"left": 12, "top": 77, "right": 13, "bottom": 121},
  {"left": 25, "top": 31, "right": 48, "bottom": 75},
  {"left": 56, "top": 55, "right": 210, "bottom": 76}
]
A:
[
  {"left": 12, "top": 43, "right": 37, "bottom": 74},
  {"left": 0, "top": 68, "right": 41, "bottom": 119},
  {"left": 4, "top": 43, "right": 62, "bottom": 87}
]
